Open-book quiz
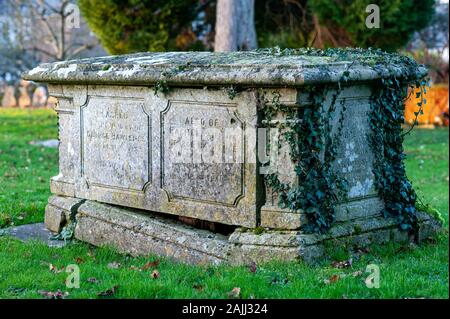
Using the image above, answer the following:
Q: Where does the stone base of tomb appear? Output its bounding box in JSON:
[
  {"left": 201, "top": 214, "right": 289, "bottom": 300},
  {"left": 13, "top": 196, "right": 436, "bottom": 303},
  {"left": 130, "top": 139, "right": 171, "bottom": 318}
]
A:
[{"left": 45, "top": 195, "right": 443, "bottom": 265}]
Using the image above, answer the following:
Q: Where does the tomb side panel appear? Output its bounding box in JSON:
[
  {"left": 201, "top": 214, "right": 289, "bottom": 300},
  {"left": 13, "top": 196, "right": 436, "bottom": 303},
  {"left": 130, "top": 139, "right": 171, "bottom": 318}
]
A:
[
  {"left": 48, "top": 84, "right": 86, "bottom": 197},
  {"left": 72, "top": 86, "right": 259, "bottom": 228},
  {"left": 260, "top": 85, "right": 383, "bottom": 229},
  {"left": 74, "top": 86, "right": 151, "bottom": 204},
  {"left": 332, "top": 84, "right": 378, "bottom": 200},
  {"left": 158, "top": 89, "right": 259, "bottom": 227}
]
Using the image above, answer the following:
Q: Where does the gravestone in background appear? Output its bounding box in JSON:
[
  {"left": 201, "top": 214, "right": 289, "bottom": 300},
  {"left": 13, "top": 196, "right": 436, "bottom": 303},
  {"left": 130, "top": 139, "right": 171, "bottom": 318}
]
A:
[
  {"left": 18, "top": 80, "right": 31, "bottom": 108},
  {"left": 1, "top": 86, "right": 17, "bottom": 107},
  {"left": 23, "top": 51, "right": 441, "bottom": 264},
  {"left": 31, "top": 86, "right": 48, "bottom": 107}
]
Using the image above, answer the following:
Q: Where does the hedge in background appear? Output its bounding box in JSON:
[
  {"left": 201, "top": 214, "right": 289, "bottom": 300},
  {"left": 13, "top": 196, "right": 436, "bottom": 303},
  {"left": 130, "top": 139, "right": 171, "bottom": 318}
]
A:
[{"left": 78, "top": 0, "right": 200, "bottom": 54}]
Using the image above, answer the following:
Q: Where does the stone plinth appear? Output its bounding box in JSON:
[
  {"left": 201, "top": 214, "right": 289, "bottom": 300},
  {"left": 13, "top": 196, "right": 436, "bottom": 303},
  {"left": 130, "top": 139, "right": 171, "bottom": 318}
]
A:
[
  {"left": 23, "top": 51, "right": 438, "bottom": 264},
  {"left": 45, "top": 195, "right": 440, "bottom": 265}
]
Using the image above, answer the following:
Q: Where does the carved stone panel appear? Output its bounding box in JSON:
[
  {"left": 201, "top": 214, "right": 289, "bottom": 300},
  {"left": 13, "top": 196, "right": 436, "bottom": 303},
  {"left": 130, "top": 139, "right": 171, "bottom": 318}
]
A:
[
  {"left": 81, "top": 96, "right": 150, "bottom": 192},
  {"left": 161, "top": 101, "right": 244, "bottom": 206}
]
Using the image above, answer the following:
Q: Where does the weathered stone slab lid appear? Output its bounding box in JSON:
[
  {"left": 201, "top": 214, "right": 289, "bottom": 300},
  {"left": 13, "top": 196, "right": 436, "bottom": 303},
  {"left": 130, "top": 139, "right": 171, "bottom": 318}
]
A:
[{"left": 23, "top": 49, "right": 427, "bottom": 87}]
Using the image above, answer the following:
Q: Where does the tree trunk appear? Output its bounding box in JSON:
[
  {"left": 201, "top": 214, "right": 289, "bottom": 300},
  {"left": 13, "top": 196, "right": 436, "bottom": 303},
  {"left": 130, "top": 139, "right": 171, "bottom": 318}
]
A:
[{"left": 214, "top": 0, "right": 257, "bottom": 52}]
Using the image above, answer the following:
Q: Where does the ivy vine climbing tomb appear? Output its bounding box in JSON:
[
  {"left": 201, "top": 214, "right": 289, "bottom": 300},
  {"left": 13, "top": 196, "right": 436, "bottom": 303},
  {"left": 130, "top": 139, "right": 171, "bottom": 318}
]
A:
[{"left": 258, "top": 48, "right": 429, "bottom": 233}]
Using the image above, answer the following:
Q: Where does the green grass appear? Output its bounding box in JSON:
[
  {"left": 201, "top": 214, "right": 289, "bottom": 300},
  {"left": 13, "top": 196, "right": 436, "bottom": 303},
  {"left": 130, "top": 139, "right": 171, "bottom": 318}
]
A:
[
  {"left": 0, "top": 108, "right": 448, "bottom": 299},
  {"left": 0, "top": 108, "right": 58, "bottom": 227}
]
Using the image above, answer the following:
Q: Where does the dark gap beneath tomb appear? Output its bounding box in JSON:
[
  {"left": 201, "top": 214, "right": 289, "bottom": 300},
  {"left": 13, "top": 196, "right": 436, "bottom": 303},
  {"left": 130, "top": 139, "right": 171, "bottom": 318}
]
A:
[{"left": 107, "top": 203, "right": 236, "bottom": 236}]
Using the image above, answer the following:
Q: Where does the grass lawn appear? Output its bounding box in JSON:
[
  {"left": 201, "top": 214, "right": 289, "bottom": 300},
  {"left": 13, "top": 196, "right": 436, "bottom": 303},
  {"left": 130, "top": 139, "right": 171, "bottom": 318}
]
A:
[{"left": 0, "top": 108, "right": 448, "bottom": 299}]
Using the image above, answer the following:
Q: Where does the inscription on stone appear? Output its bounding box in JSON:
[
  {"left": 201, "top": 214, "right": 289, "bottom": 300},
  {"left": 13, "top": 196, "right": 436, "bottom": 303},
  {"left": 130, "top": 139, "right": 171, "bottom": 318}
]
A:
[
  {"left": 161, "top": 101, "right": 244, "bottom": 205},
  {"left": 81, "top": 96, "right": 150, "bottom": 191}
]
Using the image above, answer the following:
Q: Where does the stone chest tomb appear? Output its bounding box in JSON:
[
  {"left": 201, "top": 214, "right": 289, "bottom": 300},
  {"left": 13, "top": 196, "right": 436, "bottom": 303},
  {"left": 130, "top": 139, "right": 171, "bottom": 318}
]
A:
[{"left": 23, "top": 50, "right": 439, "bottom": 264}]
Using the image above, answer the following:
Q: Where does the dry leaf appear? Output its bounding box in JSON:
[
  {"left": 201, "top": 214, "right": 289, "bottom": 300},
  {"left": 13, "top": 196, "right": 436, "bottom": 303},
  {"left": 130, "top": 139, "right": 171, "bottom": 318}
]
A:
[
  {"left": 227, "top": 287, "right": 241, "bottom": 299},
  {"left": 331, "top": 258, "right": 353, "bottom": 269},
  {"left": 49, "top": 264, "right": 64, "bottom": 273},
  {"left": 141, "top": 259, "right": 160, "bottom": 270},
  {"left": 330, "top": 274, "right": 340, "bottom": 283},
  {"left": 38, "top": 289, "right": 69, "bottom": 299},
  {"left": 324, "top": 274, "right": 340, "bottom": 285},
  {"left": 354, "top": 247, "right": 371, "bottom": 254},
  {"left": 75, "top": 257, "right": 84, "bottom": 264},
  {"left": 97, "top": 286, "right": 118, "bottom": 297},
  {"left": 151, "top": 270, "right": 160, "bottom": 279},
  {"left": 107, "top": 262, "right": 121, "bottom": 269},
  {"left": 193, "top": 283, "right": 204, "bottom": 291},
  {"left": 248, "top": 261, "right": 257, "bottom": 273}
]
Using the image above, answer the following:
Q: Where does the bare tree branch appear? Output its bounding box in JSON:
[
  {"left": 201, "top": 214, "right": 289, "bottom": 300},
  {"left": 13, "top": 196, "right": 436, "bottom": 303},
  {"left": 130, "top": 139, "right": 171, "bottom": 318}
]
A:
[{"left": 1, "top": 0, "right": 103, "bottom": 82}]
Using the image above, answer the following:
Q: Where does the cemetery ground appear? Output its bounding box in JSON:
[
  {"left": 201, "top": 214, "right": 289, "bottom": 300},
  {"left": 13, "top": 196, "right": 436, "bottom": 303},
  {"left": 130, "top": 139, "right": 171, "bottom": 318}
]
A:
[{"left": 0, "top": 108, "right": 448, "bottom": 299}]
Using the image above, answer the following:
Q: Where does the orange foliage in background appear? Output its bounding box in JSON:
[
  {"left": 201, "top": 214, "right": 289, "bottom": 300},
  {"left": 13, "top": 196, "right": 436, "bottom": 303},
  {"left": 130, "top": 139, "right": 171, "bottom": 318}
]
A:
[{"left": 405, "top": 84, "right": 449, "bottom": 126}]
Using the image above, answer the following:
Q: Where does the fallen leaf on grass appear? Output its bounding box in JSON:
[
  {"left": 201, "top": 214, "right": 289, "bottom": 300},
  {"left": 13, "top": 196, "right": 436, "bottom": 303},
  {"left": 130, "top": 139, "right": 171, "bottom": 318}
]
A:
[
  {"left": 97, "top": 286, "right": 118, "bottom": 297},
  {"left": 49, "top": 264, "right": 64, "bottom": 273},
  {"left": 192, "top": 283, "right": 204, "bottom": 291},
  {"left": 324, "top": 274, "right": 340, "bottom": 285},
  {"left": 151, "top": 270, "right": 160, "bottom": 279},
  {"left": 87, "top": 250, "right": 96, "bottom": 260},
  {"left": 227, "top": 287, "right": 241, "bottom": 299},
  {"left": 1, "top": 217, "right": 12, "bottom": 227},
  {"left": 75, "top": 257, "right": 84, "bottom": 264},
  {"left": 87, "top": 277, "right": 100, "bottom": 284},
  {"left": 354, "top": 247, "right": 371, "bottom": 254},
  {"left": 39, "top": 289, "right": 69, "bottom": 299},
  {"left": 331, "top": 258, "right": 353, "bottom": 269},
  {"left": 107, "top": 262, "right": 121, "bottom": 269},
  {"left": 248, "top": 261, "right": 257, "bottom": 273},
  {"left": 141, "top": 259, "right": 160, "bottom": 270}
]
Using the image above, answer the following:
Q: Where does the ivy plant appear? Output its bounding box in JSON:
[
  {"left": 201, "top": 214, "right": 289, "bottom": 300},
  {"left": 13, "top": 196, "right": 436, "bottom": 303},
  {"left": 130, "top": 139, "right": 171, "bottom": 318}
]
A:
[{"left": 259, "top": 47, "right": 428, "bottom": 233}]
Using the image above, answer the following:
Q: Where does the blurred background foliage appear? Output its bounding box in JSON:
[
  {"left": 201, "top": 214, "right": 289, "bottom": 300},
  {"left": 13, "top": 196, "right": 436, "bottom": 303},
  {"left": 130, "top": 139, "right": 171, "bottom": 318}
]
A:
[
  {"left": 1, "top": 0, "right": 448, "bottom": 121},
  {"left": 79, "top": 0, "right": 435, "bottom": 54},
  {"left": 78, "top": 0, "right": 202, "bottom": 54}
]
